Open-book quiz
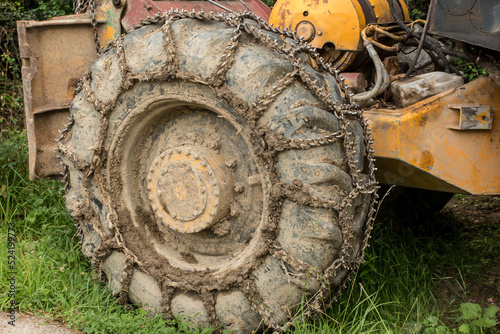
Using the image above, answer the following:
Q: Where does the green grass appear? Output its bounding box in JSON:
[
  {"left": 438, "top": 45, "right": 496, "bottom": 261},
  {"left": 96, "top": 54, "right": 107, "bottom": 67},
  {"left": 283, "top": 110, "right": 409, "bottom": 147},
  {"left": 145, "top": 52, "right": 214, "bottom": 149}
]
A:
[
  {"left": 0, "top": 130, "right": 214, "bottom": 333},
  {"left": 1, "top": 129, "right": 498, "bottom": 333}
]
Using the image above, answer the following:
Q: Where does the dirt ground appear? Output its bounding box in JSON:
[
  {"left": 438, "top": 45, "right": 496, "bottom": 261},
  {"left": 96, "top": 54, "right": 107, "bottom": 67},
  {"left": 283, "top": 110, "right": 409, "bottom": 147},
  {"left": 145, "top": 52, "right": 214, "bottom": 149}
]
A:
[
  {"left": 443, "top": 195, "right": 500, "bottom": 227},
  {"left": 0, "top": 312, "right": 81, "bottom": 334},
  {"left": 435, "top": 195, "right": 500, "bottom": 323}
]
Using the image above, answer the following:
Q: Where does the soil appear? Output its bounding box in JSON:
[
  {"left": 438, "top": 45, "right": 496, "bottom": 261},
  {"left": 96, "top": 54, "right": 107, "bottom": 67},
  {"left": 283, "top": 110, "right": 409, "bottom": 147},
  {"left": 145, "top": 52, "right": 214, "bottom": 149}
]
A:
[
  {"left": 433, "top": 195, "right": 500, "bottom": 326},
  {"left": 0, "top": 312, "right": 81, "bottom": 334}
]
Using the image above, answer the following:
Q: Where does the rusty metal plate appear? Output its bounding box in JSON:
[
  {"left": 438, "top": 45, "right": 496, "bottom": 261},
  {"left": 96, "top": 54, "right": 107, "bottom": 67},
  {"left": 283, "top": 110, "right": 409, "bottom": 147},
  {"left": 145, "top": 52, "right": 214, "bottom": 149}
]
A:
[
  {"left": 18, "top": 18, "right": 100, "bottom": 180},
  {"left": 448, "top": 105, "right": 493, "bottom": 130},
  {"left": 121, "top": 0, "right": 271, "bottom": 32},
  {"left": 18, "top": 2, "right": 122, "bottom": 180}
]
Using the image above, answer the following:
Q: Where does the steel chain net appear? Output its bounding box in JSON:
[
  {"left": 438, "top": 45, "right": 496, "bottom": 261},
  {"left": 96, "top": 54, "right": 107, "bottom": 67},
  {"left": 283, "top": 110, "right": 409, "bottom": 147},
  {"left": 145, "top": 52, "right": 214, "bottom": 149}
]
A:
[{"left": 57, "top": 9, "right": 379, "bottom": 331}]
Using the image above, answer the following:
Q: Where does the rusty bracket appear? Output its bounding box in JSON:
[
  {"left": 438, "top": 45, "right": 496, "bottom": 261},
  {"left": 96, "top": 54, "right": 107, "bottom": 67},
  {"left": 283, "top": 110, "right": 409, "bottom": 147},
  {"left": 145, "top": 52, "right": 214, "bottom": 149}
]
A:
[{"left": 448, "top": 104, "right": 493, "bottom": 130}]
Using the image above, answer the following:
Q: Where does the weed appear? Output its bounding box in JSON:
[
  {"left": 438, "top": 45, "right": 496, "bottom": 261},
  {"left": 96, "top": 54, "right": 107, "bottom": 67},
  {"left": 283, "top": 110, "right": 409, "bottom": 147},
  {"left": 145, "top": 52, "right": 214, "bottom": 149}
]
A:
[
  {"left": 454, "top": 58, "right": 488, "bottom": 82},
  {"left": 456, "top": 303, "right": 499, "bottom": 334},
  {"left": 0, "top": 130, "right": 216, "bottom": 333}
]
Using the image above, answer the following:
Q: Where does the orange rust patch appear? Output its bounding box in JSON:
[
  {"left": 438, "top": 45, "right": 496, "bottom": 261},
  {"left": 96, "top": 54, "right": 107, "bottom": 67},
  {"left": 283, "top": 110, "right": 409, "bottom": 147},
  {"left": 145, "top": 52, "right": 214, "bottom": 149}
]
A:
[{"left": 419, "top": 150, "right": 434, "bottom": 171}]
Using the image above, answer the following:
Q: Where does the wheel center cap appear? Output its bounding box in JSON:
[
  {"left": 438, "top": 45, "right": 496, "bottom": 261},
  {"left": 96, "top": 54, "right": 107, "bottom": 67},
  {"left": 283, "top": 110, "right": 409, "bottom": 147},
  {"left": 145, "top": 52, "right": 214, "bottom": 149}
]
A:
[
  {"left": 162, "top": 162, "right": 207, "bottom": 221},
  {"left": 147, "top": 147, "right": 233, "bottom": 233}
]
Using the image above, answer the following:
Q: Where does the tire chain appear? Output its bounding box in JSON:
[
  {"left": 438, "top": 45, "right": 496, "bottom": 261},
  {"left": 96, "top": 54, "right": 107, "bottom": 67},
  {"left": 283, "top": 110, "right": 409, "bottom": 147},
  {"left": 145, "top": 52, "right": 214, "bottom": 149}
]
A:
[{"left": 57, "top": 9, "right": 379, "bottom": 332}]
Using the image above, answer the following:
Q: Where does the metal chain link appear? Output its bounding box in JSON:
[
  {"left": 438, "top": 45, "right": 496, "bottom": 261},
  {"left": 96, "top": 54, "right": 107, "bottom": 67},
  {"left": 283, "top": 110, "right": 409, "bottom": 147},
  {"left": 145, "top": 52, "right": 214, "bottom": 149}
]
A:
[
  {"left": 58, "top": 10, "right": 378, "bottom": 331},
  {"left": 89, "top": 0, "right": 100, "bottom": 55}
]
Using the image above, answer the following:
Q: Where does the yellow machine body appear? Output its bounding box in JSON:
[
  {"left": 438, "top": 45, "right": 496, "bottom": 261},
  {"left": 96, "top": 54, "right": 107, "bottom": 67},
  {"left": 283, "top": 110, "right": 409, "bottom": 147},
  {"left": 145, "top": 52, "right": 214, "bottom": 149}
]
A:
[
  {"left": 17, "top": 0, "right": 500, "bottom": 195},
  {"left": 270, "top": 0, "right": 499, "bottom": 195},
  {"left": 366, "top": 77, "right": 500, "bottom": 195},
  {"left": 269, "top": 0, "right": 410, "bottom": 70}
]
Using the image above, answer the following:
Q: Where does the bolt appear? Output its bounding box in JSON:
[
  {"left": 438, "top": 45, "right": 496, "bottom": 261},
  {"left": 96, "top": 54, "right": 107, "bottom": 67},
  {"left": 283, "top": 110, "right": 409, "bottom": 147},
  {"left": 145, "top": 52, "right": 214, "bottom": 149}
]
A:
[
  {"left": 230, "top": 206, "right": 240, "bottom": 218},
  {"left": 200, "top": 161, "right": 207, "bottom": 167},
  {"left": 234, "top": 183, "right": 245, "bottom": 193},
  {"left": 248, "top": 174, "right": 262, "bottom": 187},
  {"left": 225, "top": 158, "right": 237, "bottom": 168}
]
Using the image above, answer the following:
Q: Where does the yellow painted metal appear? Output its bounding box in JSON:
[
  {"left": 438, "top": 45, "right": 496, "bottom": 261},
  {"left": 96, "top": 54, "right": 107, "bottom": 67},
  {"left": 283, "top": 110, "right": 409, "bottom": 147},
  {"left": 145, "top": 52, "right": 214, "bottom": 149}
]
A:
[
  {"left": 270, "top": 0, "right": 364, "bottom": 51},
  {"left": 369, "top": 0, "right": 409, "bottom": 24},
  {"left": 96, "top": 0, "right": 123, "bottom": 47},
  {"left": 269, "top": 0, "right": 409, "bottom": 51},
  {"left": 365, "top": 76, "right": 500, "bottom": 195}
]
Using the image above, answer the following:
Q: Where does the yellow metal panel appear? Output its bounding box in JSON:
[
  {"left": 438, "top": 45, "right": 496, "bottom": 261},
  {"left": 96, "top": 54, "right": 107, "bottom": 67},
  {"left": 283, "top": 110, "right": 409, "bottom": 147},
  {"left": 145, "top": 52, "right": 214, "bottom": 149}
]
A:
[
  {"left": 269, "top": 0, "right": 410, "bottom": 51},
  {"left": 269, "top": 0, "right": 364, "bottom": 51},
  {"left": 366, "top": 77, "right": 500, "bottom": 195}
]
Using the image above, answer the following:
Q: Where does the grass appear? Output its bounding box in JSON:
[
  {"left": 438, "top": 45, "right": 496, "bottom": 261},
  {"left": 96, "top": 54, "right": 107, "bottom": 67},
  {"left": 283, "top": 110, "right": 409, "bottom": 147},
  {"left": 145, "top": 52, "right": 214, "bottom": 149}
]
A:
[
  {"left": 0, "top": 130, "right": 213, "bottom": 333},
  {"left": 1, "top": 82, "right": 498, "bottom": 332},
  {"left": 1, "top": 128, "right": 498, "bottom": 333}
]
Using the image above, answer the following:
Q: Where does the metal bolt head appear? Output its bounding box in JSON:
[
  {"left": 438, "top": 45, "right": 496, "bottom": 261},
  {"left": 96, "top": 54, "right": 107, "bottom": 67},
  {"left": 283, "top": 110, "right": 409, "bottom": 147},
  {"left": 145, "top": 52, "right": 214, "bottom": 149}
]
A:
[
  {"left": 234, "top": 183, "right": 245, "bottom": 193},
  {"left": 225, "top": 158, "right": 237, "bottom": 168}
]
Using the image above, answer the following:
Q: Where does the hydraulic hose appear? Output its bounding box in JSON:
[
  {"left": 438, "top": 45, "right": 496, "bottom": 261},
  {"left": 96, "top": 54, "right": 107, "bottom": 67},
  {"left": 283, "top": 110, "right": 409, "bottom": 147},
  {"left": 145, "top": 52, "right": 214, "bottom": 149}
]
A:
[
  {"left": 387, "top": 0, "right": 451, "bottom": 73},
  {"left": 353, "top": 39, "right": 389, "bottom": 105}
]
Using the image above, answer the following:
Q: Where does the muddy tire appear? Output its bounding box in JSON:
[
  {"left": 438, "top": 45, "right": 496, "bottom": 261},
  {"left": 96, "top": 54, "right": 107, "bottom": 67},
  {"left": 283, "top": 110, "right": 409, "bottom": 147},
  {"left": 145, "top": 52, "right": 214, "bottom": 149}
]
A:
[{"left": 60, "top": 13, "right": 376, "bottom": 332}]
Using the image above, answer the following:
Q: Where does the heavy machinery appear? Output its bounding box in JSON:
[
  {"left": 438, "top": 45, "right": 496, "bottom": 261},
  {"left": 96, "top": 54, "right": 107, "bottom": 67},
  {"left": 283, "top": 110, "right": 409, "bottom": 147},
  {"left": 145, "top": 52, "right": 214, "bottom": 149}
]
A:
[{"left": 17, "top": 0, "right": 499, "bottom": 331}]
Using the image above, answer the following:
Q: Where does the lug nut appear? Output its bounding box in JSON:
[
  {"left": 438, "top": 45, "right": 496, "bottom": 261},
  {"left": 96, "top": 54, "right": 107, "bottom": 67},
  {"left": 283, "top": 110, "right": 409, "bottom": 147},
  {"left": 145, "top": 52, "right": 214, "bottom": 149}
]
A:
[
  {"left": 248, "top": 174, "right": 261, "bottom": 187},
  {"left": 234, "top": 183, "right": 245, "bottom": 193},
  {"left": 225, "top": 159, "right": 237, "bottom": 168}
]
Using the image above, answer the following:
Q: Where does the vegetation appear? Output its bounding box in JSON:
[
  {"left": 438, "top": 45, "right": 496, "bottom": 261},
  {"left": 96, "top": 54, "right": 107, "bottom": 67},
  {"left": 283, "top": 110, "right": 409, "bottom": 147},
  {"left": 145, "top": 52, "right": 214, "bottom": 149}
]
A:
[
  {"left": 1, "top": 127, "right": 498, "bottom": 333},
  {"left": 1, "top": 0, "right": 498, "bottom": 333},
  {"left": 1, "top": 0, "right": 73, "bottom": 80}
]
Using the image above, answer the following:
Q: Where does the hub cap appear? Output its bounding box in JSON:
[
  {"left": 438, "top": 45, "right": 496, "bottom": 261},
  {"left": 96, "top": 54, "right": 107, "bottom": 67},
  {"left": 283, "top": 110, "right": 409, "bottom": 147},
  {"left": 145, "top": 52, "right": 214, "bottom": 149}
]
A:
[{"left": 147, "top": 147, "right": 233, "bottom": 233}]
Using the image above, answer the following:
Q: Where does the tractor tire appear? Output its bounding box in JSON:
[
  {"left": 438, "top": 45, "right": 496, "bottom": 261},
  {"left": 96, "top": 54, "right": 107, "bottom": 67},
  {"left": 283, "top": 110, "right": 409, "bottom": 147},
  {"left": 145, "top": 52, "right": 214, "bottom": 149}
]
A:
[{"left": 60, "top": 12, "right": 376, "bottom": 332}]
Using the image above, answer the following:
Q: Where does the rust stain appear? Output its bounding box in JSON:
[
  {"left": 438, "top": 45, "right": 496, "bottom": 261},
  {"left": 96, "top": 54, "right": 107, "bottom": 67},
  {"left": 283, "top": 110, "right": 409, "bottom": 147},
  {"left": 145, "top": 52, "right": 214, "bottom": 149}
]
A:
[
  {"left": 67, "top": 77, "right": 80, "bottom": 99},
  {"left": 419, "top": 150, "right": 434, "bottom": 171},
  {"left": 279, "top": 2, "right": 291, "bottom": 27}
]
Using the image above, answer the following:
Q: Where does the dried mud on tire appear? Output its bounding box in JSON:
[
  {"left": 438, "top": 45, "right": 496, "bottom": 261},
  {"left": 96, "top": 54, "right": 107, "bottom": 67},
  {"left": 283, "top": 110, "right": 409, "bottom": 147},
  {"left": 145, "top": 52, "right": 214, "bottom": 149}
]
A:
[{"left": 58, "top": 11, "right": 377, "bottom": 332}]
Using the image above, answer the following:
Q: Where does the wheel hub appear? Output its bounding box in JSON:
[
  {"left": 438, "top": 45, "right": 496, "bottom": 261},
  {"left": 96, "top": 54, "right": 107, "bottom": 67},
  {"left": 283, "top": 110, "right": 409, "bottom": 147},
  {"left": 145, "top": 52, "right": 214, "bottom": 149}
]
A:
[{"left": 147, "top": 147, "right": 233, "bottom": 233}]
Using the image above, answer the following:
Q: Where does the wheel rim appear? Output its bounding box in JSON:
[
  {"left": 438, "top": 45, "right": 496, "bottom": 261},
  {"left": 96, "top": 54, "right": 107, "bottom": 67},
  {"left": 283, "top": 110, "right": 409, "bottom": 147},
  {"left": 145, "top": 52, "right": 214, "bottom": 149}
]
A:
[{"left": 107, "top": 94, "right": 271, "bottom": 276}]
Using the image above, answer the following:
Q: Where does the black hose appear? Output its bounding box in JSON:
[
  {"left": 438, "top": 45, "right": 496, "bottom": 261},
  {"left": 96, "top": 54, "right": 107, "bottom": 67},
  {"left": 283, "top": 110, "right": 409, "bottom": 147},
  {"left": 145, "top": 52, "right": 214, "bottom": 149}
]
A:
[
  {"left": 406, "top": 4, "right": 432, "bottom": 76},
  {"left": 403, "top": 41, "right": 467, "bottom": 81},
  {"left": 387, "top": 0, "right": 451, "bottom": 73}
]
